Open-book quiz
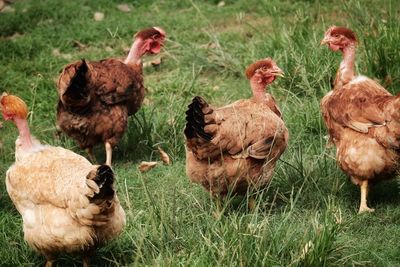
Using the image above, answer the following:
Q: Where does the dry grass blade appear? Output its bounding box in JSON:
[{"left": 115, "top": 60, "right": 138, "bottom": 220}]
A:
[
  {"left": 72, "top": 40, "right": 86, "bottom": 50},
  {"left": 158, "top": 146, "right": 170, "bottom": 165},
  {"left": 138, "top": 161, "right": 158, "bottom": 172}
]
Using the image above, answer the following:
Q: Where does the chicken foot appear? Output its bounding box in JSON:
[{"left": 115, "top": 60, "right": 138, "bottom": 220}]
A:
[
  {"left": 358, "top": 179, "right": 375, "bottom": 214},
  {"left": 105, "top": 142, "right": 112, "bottom": 166}
]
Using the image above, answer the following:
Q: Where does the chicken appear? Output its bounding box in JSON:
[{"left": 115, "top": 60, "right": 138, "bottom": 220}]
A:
[
  {"left": 56, "top": 27, "right": 166, "bottom": 166},
  {"left": 184, "top": 58, "right": 288, "bottom": 202},
  {"left": 320, "top": 26, "right": 400, "bottom": 213},
  {"left": 1, "top": 93, "right": 125, "bottom": 266}
]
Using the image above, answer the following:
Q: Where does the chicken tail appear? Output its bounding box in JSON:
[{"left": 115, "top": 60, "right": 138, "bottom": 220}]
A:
[
  {"left": 86, "top": 165, "right": 115, "bottom": 203},
  {"left": 57, "top": 59, "right": 92, "bottom": 109},
  {"left": 184, "top": 96, "right": 213, "bottom": 141}
]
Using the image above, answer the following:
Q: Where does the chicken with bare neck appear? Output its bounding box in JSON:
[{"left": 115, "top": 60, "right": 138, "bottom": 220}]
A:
[
  {"left": 320, "top": 26, "right": 400, "bottom": 213},
  {"left": 56, "top": 27, "right": 166, "bottom": 166},
  {"left": 185, "top": 58, "right": 288, "bottom": 204},
  {"left": 1, "top": 93, "right": 125, "bottom": 267}
]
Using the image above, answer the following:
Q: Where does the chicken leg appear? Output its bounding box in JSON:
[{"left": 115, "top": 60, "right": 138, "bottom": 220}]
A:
[
  {"left": 86, "top": 147, "right": 97, "bottom": 164},
  {"left": 358, "top": 179, "right": 375, "bottom": 214},
  {"left": 248, "top": 196, "right": 256, "bottom": 211},
  {"left": 105, "top": 142, "right": 112, "bottom": 166},
  {"left": 83, "top": 255, "right": 90, "bottom": 267},
  {"left": 44, "top": 255, "right": 55, "bottom": 267},
  {"left": 213, "top": 195, "right": 224, "bottom": 220}
]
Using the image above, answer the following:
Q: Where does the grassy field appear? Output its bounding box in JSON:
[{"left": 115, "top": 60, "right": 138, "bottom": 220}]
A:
[{"left": 1, "top": 0, "right": 400, "bottom": 266}]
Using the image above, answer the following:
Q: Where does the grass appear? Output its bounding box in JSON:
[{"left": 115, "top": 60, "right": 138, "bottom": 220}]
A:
[{"left": 1, "top": 0, "right": 400, "bottom": 266}]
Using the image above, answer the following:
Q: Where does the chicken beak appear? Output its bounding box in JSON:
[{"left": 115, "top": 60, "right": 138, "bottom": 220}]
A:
[
  {"left": 272, "top": 67, "right": 285, "bottom": 78},
  {"left": 320, "top": 36, "right": 329, "bottom": 45}
]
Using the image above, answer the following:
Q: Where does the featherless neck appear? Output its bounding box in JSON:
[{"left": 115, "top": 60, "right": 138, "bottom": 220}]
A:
[
  {"left": 338, "top": 45, "right": 356, "bottom": 85},
  {"left": 14, "top": 117, "right": 33, "bottom": 150},
  {"left": 124, "top": 39, "right": 143, "bottom": 65},
  {"left": 250, "top": 79, "right": 268, "bottom": 102}
]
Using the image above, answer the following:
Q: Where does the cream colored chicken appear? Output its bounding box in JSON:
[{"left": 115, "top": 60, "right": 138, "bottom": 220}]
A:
[
  {"left": 184, "top": 58, "right": 288, "bottom": 202},
  {"left": 1, "top": 93, "right": 125, "bottom": 266},
  {"left": 321, "top": 26, "right": 400, "bottom": 213}
]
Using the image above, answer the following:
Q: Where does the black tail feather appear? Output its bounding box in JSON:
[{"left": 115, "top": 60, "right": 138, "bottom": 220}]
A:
[
  {"left": 63, "top": 59, "right": 90, "bottom": 103},
  {"left": 184, "top": 96, "right": 213, "bottom": 141},
  {"left": 92, "top": 165, "right": 115, "bottom": 201}
]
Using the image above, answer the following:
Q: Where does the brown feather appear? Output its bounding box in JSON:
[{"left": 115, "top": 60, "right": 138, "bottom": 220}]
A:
[
  {"left": 56, "top": 58, "right": 144, "bottom": 151},
  {"left": 185, "top": 95, "right": 288, "bottom": 196},
  {"left": 322, "top": 76, "right": 400, "bottom": 186}
]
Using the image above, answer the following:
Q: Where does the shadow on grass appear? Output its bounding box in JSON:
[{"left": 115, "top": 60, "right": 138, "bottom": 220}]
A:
[
  {"left": 370, "top": 180, "right": 400, "bottom": 207},
  {"left": 39, "top": 240, "right": 137, "bottom": 267},
  {"left": 114, "top": 109, "right": 161, "bottom": 164}
]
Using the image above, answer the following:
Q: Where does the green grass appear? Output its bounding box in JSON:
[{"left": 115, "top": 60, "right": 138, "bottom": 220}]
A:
[{"left": 1, "top": 0, "right": 400, "bottom": 266}]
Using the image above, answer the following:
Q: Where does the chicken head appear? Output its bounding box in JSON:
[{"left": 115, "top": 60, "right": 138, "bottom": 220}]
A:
[
  {"left": 0, "top": 93, "right": 28, "bottom": 121},
  {"left": 246, "top": 58, "right": 284, "bottom": 85},
  {"left": 125, "top": 27, "right": 166, "bottom": 65},
  {"left": 245, "top": 58, "right": 284, "bottom": 102},
  {"left": 320, "top": 26, "right": 358, "bottom": 51},
  {"left": 135, "top": 26, "right": 166, "bottom": 54}
]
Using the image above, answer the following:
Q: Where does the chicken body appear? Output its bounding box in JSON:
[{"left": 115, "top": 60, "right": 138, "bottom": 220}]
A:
[
  {"left": 322, "top": 77, "right": 400, "bottom": 179},
  {"left": 56, "top": 59, "right": 144, "bottom": 153},
  {"left": 6, "top": 137, "right": 126, "bottom": 264},
  {"left": 56, "top": 27, "right": 165, "bottom": 166},
  {"left": 185, "top": 59, "right": 288, "bottom": 196},
  {"left": 185, "top": 96, "right": 288, "bottom": 195},
  {"left": 321, "top": 26, "right": 400, "bottom": 213}
]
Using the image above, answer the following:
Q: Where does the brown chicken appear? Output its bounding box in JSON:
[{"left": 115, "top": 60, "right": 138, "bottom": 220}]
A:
[
  {"left": 321, "top": 26, "right": 400, "bottom": 213},
  {"left": 184, "top": 58, "right": 288, "bottom": 202},
  {"left": 56, "top": 27, "right": 166, "bottom": 166},
  {"left": 1, "top": 93, "right": 125, "bottom": 266}
]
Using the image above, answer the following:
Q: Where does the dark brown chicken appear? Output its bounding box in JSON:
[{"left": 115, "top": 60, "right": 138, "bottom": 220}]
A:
[
  {"left": 321, "top": 26, "right": 400, "bottom": 213},
  {"left": 56, "top": 27, "right": 166, "bottom": 166},
  {"left": 185, "top": 58, "right": 288, "bottom": 199}
]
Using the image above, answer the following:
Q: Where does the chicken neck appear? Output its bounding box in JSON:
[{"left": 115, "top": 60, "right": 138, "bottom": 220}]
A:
[
  {"left": 338, "top": 44, "right": 356, "bottom": 85},
  {"left": 250, "top": 79, "right": 269, "bottom": 103},
  {"left": 124, "top": 38, "right": 145, "bottom": 65},
  {"left": 13, "top": 117, "right": 33, "bottom": 150}
]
